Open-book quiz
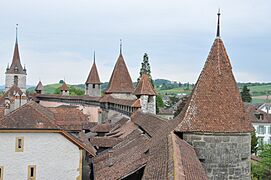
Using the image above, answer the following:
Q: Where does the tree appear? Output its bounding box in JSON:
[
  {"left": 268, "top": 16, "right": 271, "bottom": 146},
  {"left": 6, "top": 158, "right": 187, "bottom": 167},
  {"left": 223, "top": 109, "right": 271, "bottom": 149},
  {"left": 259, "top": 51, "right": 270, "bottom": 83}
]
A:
[
  {"left": 137, "top": 53, "right": 153, "bottom": 85},
  {"left": 241, "top": 85, "right": 252, "bottom": 102},
  {"left": 156, "top": 95, "right": 164, "bottom": 114},
  {"left": 251, "top": 131, "right": 258, "bottom": 154},
  {"left": 252, "top": 144, "right": 271, "bottom": 179},
  {"left": 59, "top": 80, "right": 64, "bottom": 84}
]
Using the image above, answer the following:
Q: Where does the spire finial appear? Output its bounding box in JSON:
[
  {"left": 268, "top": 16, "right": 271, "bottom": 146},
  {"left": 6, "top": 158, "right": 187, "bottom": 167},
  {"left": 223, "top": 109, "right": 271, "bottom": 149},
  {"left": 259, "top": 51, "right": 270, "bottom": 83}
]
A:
[
  {"left": 120, "top": 39, "right": 122, "bottom": 54},
  {"left": 15, "top": 24, "right": 18, "bottom": 44},
  {"left": 216, "top": 9, "right": 221, "bottom": 38},
  {"left": 93, "top": 51, "right": 96, "bottom": 63}
]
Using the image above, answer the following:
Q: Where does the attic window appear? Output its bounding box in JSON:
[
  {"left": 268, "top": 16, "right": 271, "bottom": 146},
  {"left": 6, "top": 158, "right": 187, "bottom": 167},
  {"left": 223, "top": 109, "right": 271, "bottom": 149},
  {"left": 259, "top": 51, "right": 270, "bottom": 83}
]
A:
[
  {"left": 93, "top": 84, "right": 95, "bottom": 88},
  {"left": 28, "top": 165, "right": 36, "bottom": 180},
  {"left": 15, "top": 137, "right": 24, "bottom": 152}
]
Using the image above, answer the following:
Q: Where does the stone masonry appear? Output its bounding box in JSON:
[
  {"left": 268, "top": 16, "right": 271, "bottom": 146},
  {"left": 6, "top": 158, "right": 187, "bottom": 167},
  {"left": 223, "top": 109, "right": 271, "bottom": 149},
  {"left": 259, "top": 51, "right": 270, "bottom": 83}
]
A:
[
  {"left": 5, "top": 73, "right": 26, "bottom": 92},
  {"left": 183, "top": 133, "right": 251, "bottom": 180},
  {"left": 86, "top": 84, "right": 101, "bottom": 97}
]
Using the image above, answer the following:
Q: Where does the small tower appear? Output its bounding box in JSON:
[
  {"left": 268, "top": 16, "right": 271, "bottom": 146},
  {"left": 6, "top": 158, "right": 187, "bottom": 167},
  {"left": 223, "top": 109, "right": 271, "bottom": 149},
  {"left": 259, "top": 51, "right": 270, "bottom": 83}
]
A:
[
  {"left": 134, "top": 74, "right": 157, "bottom": 114},
  {"left": 85, "top": 52, "right": 102, "bottom": 97},
  {"left": 5, "top": 25, "right": 27, "bottom": 92},
  {"left": 175, "top": 11, "right": 253, "bottom": 179},
  {"left": 35, "top": 81, "right": 44, "bottom": 94},
  {"left": 60, "top": 81, "right": 69, "bottom": 96}
]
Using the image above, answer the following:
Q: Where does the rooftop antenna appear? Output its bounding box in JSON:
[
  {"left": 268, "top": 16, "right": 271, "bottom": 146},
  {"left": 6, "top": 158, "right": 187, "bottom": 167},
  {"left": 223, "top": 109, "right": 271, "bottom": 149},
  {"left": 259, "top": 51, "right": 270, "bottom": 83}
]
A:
[{"left": 216, "top": 9, "right": 221, "bottom": 38}]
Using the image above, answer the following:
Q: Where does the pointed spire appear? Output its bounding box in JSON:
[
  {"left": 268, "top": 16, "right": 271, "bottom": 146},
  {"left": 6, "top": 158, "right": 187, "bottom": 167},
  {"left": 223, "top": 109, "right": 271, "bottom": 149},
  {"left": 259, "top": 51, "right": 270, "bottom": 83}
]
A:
[
  {"left": 6, "top": 24, "right": 26, "bottom": 75},
  {"left": 15, "top": 24, "right": 18, "bottom": 44},
  {"left": 216, "top": 9, "right": 221, "bottom": 38},
  {"left": 120, "top": 39, "right": 122, "bottom": 54},
  {"left": 93, "top": 51, "right": 96, "bottom": 63},
  {"left": 134, "top": 74, "right": 156, "bottom": 96},
  {"left": 86, "top": 53, "right": 101, "bottom": 84}
]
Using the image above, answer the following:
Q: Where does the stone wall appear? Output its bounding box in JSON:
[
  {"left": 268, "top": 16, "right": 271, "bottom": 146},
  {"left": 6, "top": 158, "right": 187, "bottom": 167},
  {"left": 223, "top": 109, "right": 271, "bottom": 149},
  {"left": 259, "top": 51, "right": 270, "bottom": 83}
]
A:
[
  {"left": 183, "top": 133, "right": 251, "bottom": 180},
  {"left": 140, "top": 95, "right": 156, "bottom": 114},
  {"left": 86, "top": 84, "right": 101, "bottom": 97},
  {"left": 5, "top": 73, "right": 26, "bottom": 92}
]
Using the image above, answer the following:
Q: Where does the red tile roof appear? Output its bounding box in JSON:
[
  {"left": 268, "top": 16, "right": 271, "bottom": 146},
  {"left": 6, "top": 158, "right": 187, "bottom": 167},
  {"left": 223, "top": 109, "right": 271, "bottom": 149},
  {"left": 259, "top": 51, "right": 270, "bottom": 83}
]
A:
[
  {"left": 60, "top": 82, "right": 69, "bottom": 91},
  {"left": 0, "top": 85, "right": 24, "bottom": 105},
  {"left": 86, "top": 61, "right": 101, "bottom": 84},
  {"left": 100, "top": 94, "right": 137, "bottom": 106},
  {"left": 90, "top": 137, "right": 122, "bottom": 148},
  {"left": 134, "top": 74, "right": 156, "bottom": 96},
  {"left": 106, "top": 54, "right": 134, "bottom": 93},
  {"left": 6, "top": 41, "right": 26, "bottom": 74},
  {"left": 0, "top": 101, "right": 59, "bottom": 130},
  {"left": 175, "top": 38, "right": 253, "bottom": 133},
  {"left": 90, "top": 123, "right": 114, "bottom": 133}
]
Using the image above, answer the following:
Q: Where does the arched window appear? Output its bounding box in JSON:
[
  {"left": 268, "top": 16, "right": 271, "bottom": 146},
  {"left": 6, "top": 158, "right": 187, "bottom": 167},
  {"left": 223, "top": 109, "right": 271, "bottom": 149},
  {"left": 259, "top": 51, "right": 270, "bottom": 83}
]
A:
[{"left": 14, "top": 76, "right": 18, "bottom": 86}]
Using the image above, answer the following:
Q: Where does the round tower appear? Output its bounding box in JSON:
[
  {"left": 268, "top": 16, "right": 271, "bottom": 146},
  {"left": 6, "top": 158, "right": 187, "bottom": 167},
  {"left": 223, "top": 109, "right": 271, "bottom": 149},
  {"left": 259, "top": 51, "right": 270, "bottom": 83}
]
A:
[{"left": 175, "top": 11, "right": 253, "bottom": 179}]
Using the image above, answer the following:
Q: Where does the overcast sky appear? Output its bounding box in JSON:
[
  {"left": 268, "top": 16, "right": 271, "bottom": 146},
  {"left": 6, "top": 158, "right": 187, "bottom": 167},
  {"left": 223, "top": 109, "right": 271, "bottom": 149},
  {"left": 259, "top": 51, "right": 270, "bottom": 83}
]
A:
[{"left": 0, "top": 0, "right": 270, "bottom": 85}]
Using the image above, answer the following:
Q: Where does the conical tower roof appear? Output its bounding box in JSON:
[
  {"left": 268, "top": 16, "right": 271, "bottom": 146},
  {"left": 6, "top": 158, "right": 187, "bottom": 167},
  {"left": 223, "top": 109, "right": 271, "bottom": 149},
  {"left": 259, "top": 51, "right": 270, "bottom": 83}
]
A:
[
  {"left": 134, "top": 74, "right": 156, "bottom": 96},
  {"left": 35, "top": 81, "right": 44, "bottom": 91},
  {"left": 106, "top": 54, "right": 134, "bottom": 94},
  {"left": 175, "top": 13, "right": 253, "bottom": 133},
  {"left": 86, "top": 61, "right": 101, "bottom": 84},
  {"left": 60, "top": 82, "right": 69, "bottom": 91}
]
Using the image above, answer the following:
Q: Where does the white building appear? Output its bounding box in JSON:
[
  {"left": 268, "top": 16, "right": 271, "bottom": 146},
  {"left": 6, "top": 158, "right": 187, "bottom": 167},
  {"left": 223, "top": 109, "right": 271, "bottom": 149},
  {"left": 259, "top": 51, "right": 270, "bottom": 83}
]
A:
[
  {"left": 0, "top": 102, "right": 96, "bottom": 180},
  {"left": 246, "top": 103, "right": 271, "bottom": 144}
]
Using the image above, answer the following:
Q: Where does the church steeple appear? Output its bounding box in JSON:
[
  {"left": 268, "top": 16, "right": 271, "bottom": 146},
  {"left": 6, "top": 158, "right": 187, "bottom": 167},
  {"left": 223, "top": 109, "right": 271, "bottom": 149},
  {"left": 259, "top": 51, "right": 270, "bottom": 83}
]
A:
[
  {"left": 5, "top": 25, "right": 27, "bottom": 92},
  {"left": 6, "top": 24, "right": 26, "bottom": 75}
]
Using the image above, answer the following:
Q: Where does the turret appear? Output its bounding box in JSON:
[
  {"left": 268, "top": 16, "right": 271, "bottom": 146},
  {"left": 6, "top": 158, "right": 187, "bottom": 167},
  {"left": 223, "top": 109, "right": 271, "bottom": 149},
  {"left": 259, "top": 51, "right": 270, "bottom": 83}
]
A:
[
  {"left": 35, "top": 81, "right": 44, "bottom": 94},
  {"left": 174, "top": 11, "right": 253, "bottom": 179},
  {"left": 134, "top": 74, "right": 157, "bottom": 114},
  {"left": 60, "top": 81, "right": 69, "bottom": 96},
  {"left": 85, "top": 52, "right": 102, "bottom": 97}
]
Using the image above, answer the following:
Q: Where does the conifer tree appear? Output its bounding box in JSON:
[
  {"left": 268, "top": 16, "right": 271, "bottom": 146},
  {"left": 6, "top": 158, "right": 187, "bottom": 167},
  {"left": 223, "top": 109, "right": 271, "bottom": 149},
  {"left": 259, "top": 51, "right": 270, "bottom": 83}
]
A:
[
  {"left": 137, "top": 53, "right": 153, "bottom": 85},
  {"left": 241, "top": 85, "right": 252, "bottom": 102}
]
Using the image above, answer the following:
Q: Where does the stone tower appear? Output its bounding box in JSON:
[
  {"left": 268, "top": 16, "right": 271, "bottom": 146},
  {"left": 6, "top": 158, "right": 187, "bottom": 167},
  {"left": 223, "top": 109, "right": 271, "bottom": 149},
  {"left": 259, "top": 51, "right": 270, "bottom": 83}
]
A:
[
  {"left": 134, "top": 74, "right": 157, "bottom": 114},
  {"left": 175, "top": 11, "right": 253, "bottom": 179},
  {"left": 60, "top": 81, "right": 69, "bottom": 96},
  {"left": 5, "top": 27, "right": 27, "bottom": 92},
  {"left": 35, "top": 81, "right": 44, "bottom": 94},
  {"left": 85, "top": 53, "right": 102, "bottom": 97}
]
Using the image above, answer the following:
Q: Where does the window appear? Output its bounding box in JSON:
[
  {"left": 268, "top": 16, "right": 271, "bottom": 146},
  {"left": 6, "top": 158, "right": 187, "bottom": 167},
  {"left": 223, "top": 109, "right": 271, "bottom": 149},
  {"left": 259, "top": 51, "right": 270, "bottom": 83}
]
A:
[
  {"left": 15, "top": 137, "right": 24, "bottom": 152},
  {"left": 257, "top": 125, "right": 266, "bottom": 134},
  {"left": 269, "top": 126, "right": 271, "bottom": 135},
  {"left": 0, "top": 166, "right": 3, "bottom": 180},
  {"left": 28, "top": 165, "right": 36, "bottom": 180},
  {"left": 14, "top": 75, "right": 18, "bottom": 86},
  {"left": 92, "top": 84, "right": 95, "bottom": 88},
  {"left": 258, "top": 137, "right": 264, "bottom": 146}
]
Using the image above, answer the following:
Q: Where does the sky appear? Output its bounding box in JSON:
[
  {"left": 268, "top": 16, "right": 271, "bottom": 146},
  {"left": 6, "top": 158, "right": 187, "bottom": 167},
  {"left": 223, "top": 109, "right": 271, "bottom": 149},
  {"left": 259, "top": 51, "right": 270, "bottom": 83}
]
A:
[{"left": 0, "top": 0, "right": 270, "bottom": 85}]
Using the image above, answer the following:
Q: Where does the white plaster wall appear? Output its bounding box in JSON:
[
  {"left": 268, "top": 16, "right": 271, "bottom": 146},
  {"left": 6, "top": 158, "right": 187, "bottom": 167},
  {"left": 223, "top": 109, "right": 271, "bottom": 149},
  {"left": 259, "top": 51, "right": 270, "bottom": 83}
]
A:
[
  {"left": 0, "top": 133, "right": 81, "bottom": 180},
  {"left": 253, "top": 123, "right": 271, "bottom": 144},
  {"left": 86, "top": 84, "right": 101, "bottom": 97},
  {"left": 111, "top": 93, "right": 137, "bottom": 100},
  {"left": 5, "top": 73, "right": 26, "bottom": 92}
]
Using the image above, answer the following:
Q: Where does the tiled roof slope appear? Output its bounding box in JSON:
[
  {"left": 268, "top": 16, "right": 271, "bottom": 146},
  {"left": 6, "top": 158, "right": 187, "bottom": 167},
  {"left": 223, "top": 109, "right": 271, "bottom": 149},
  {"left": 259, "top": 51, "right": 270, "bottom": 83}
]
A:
[
  {"left": 6, "top": 41, "right": 26, "bottom": 74},
  {"left": 86, "top": 61, "right": 101, "bottom": 84},
  {"left": 175, "top": 38, "right": 253, "bottom": 133},
  {"left": 0, "top": 101, "right": 59, "bottom": 129},
  {"left": 35, "top": 81, "right": 44, "bottom": 91},
  {"left": 60, "top": 82, "right": 69, "bottom": 91},
  {"left": 134, "top": 74, "right": 156, "bottom": 96},
  {"left": 49, "top": 107, "right": 89, "bottom": 131},
  {"left": 106, "top": 54, "right": 134, "bottom": 93},
  {"left": 94, "top": 111, "right": 207, "bottom": 179}
]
